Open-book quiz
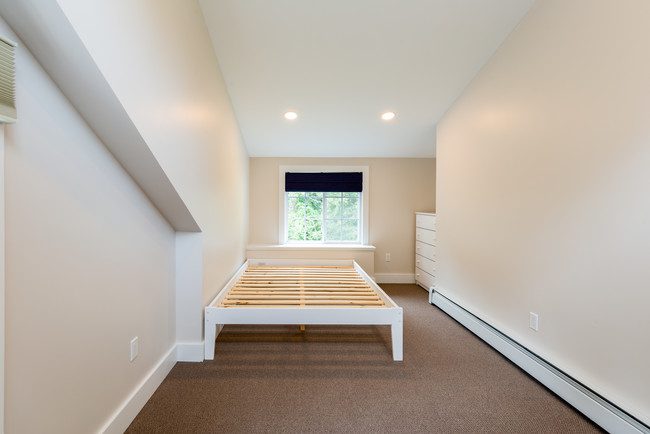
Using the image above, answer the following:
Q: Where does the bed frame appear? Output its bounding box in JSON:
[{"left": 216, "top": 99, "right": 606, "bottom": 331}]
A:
[{"left": 204, "top": 259, "right": 404, "bottom": 361}]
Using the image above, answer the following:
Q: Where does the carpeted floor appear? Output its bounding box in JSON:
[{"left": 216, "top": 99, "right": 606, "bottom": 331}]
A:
[{"left": 126, "top": 284, "right": 603, "bottom": 433}]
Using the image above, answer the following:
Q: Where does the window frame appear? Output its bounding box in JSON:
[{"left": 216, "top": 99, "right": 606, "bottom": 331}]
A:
[{"left": 279, "top": 166, "right": 369, "bottom": 245}]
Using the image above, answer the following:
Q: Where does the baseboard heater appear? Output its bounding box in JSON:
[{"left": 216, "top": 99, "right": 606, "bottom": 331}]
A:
[{"left": 430, "top": 291, "right": 649, "bottom": 434}]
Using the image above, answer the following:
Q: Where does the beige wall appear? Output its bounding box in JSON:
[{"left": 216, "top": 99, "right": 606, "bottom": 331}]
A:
[
  {"left": 437, "top": 0, "right": 650, "bottom": 424},
  {"left": 57, "top": 0, "right": 250, "bottom": 306},
  {"left": 2, "top": 18, "right": 176, "bottom": 433},
  {"left": 249, "top": 158, "right": 435, "bottom": 277}
]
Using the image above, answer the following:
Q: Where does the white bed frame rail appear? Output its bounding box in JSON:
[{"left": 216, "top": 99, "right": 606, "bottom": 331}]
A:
[{"left": 204, "top": 259, "right": 404, "bottom": 361}]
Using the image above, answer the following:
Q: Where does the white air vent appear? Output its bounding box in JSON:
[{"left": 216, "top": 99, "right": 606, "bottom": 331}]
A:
[{"left": 0, "top": 36, "right": 17, "bottom": 123}]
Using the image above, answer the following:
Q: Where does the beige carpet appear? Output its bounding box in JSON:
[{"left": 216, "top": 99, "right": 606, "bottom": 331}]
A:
[{"left": 126, "top": 284, "right": 603, "bottom": 433}]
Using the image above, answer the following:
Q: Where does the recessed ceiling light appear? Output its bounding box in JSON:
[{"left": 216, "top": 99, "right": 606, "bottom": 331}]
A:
[
  {"left": 284, "top": 111, "right": 298, "bottom": 120},
  {"left": 381, "top": 111, "right": 396, "bottom": 121}
]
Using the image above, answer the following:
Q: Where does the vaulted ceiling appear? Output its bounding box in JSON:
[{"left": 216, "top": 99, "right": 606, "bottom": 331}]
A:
[{"left": 198, "top": 0, "right": 536, "bottom": 157}]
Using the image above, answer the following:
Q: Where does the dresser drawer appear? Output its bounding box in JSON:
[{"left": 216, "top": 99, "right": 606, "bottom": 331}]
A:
[
  {"left": 415, "top": 227, "right": 436, "bottom": 246},
  {"left": 415, "top": 213, "right": 436, "bottom": 231},
  {"left": 415, "top": 241, "right": 435, "bottom": 260},
  {"left": 415, "top": 267, "right": 436, "bottom": 291},
  {"left": 415, "top": 254, "right": 435, "bottom": 275}
]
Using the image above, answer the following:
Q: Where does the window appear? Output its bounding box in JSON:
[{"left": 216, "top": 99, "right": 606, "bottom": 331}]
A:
[
  {"left": 279, "top": 167, "right": 369, "bottom": 244},
  {"left": 287, "top": 191, "right": 361, "bottom": 242}
]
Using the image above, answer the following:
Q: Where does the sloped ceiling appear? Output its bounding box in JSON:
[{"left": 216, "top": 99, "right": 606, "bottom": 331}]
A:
[
  {"left": 0, "top": 0, "right": 200, "bottom": 231},
  {"left": 199, "top": 0, "right": 536, "bottom": 157}
]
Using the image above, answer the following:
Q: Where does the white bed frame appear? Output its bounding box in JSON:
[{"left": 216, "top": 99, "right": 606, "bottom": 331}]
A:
[{"left": 204, "top": 259, "right": 404, "bottom": 361}]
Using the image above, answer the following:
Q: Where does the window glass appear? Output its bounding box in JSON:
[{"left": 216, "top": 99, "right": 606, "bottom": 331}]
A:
[
  {"left": 326, "top": 197, "right": 341, "bottom": 219},
  {"left": 341, "top": 220, "right": 358, "bottom": 241},
  {"left": 341, "top": 197, "right": 358, "bottom": 219},
  {"left": 305, "top": 219, "right": 322, "bottom": 241},
  {"left": 286, "top": 191, "right": 360, "bottom": 243}
]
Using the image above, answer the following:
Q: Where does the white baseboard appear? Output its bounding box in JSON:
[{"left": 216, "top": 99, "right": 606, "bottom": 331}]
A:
[
  {"left": 431, "top": 291, "right": 649, "bottom": 434},
  {"left": 176, "top": 342, "right": 204, "bottom": 362},
  {"left": 100, "top": 346, "right": 177, "bottom": 434},
  {"left": 374, "top": 273, "right": 415, "bottom": 284}
]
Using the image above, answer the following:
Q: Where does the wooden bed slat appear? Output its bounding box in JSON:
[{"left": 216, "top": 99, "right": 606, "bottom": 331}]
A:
[
  {"left": 247, "top": 266, "right": 354, "bottom": 269},
  {"left": 239, "top": 275, "right": 363, "bottom": 282},
  {"left": 221, "top": 299, "right": 385, "bottom": 306},
  {"left": 248, "top": 265, "right": 354, "bottom": 270},
  {"left": 225, "top": 295, "right": 380, "bottom": 300},
  {"left": 244, "top": 268, "right": 357, "bottom": 271},
  {"left": 243, "top": 271, "right": 358, "bottom": 275},
  {"left": 238, "top": 279, "right": 368, "bottom": 286},
  {"left": 233, "top": 284, "right": 370, "bottom": 288},
  {"left": 223, "top": 265, "right": 382, "bottom": 309},
  {"left": 219, "top": 264, "right": 388, "bottom": 308},
  {"left": 231, "top": 292, "right": 375, "bottom": 295},
  {"left": 244, "top": 269, "right": 358, "bottom": 272},
  {"left": 241, "top": 274, "right": 360, "bottom": 278}
]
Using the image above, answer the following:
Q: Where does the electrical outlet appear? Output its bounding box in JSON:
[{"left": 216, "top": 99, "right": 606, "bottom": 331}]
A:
[
  {"left": 130, "top": 337, "right": 139, "bottom": 362},
  {"left": 529, "top": 312, "right": 539, "bottom": 332},
  {"left": 385, "top": 253, "right": 391, "bottom": 262}
]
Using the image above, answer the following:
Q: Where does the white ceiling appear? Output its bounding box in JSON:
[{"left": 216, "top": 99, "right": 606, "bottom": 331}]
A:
[{"left": 199, "top": 0, "right": 536, "bottom": 158}]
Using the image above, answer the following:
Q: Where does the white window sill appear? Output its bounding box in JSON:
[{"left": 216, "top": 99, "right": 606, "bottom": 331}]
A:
[{"left": 247, "top": 244, "right": 376, "bottom": 252}]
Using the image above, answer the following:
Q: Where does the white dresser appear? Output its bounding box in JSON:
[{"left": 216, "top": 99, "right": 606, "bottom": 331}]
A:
[{"left": 415, "top": 212, "right": 436, "bottom": 292}]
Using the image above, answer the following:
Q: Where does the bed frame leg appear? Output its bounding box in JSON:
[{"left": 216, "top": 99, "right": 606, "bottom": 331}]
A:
[
  {"left": 391, "top": 309, "right": 404, "bottom": 361},
  {"left": 204, "top": 318, "right": 216, "bottom": 360}
]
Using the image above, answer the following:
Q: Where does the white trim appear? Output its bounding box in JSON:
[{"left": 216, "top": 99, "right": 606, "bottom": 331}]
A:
[
  {"left": 248, "top": 258, "right": 357, "bottom": 267},
  {"left": 100, "top": 346, "right": 177, "bottom": 434},
  {"left": 431, "top": 291, "right": 649, "bottom": 434},
  {"left": 176, "top": 343, "right": 204, "bottom": 362},
  {"left": 206, "top": 260, "right": 249, "bottom": 309},
  {"left": 374, "top": 273, "right": 415, "bottom": 284},
  {"left": 278, "top": 165, "right": 370, "bottom": 244},
  {"left": 247, "top": 244, "right": 375, "bottom": 252}
]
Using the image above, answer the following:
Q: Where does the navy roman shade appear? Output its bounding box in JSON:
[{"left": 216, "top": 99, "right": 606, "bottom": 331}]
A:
[{"left": 285, "top": 172, "right": 363, "bottom": 192}]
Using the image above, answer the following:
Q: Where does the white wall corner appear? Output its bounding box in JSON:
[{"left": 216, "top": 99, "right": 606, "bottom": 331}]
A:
[
  {"left": 175, "top": 232, "right": 203, "bottom": 349},
  {"left": 176, "top": 342, "right": 205, "bottom": 363},
  {"left": 100, "top": 346, "right": 177, "bottom": 434},
  {"left": 374, "top": 273, "right": 415, "bottom": 284}
]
